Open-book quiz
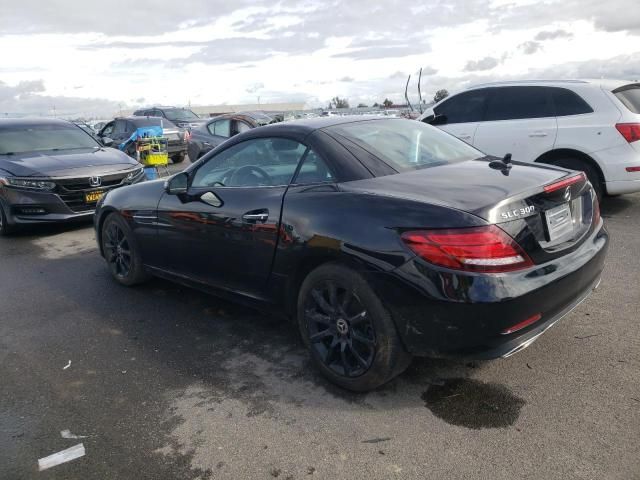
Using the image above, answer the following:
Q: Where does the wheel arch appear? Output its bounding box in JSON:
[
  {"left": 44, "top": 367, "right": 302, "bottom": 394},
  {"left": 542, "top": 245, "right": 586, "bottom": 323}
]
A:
[
  {"left": 283, "top": 252, "right": 371, "bottom": 319},
  {"left": 535, "top": 148, "right": 605, "bottom": 189}
]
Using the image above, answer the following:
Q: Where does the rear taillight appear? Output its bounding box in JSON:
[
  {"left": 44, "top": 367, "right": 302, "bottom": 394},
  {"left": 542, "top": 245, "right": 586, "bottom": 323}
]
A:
[
  {"left": 615, "top": 123, "right": 640, "bottom": 143},
  {"left": 626, "top": 166, "right": 640, "bottom": 172},
  {"left": 543, "top": 172, "right": 586, "bottom": 193},
  {"left": 593, "top": 196, "right": 601, "bottom": 226},
  {"left": 401, "top": 225, "right": 534, "bottom": 273}
]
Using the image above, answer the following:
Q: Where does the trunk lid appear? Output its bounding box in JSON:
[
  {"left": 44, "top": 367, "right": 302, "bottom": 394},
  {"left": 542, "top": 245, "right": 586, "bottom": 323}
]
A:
[{"left": 342, "top": 159, "right": 599, "bottom": 263}]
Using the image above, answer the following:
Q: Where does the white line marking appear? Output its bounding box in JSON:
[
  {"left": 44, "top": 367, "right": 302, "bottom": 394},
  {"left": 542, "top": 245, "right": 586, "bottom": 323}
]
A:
[
  {"left": 63, "top": 360, "right": 71, "bottom": 370},
  {"left": 37, "top": 443, "right": 85, "bottom": 471},
  {"left": 60, "top": 430, "right": 87, "bottom": 439}
]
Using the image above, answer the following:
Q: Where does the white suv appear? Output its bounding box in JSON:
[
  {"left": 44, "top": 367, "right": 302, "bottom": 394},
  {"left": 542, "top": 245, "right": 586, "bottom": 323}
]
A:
[{"left": 419, "top": 80, "right": 640, "bottom": 197}]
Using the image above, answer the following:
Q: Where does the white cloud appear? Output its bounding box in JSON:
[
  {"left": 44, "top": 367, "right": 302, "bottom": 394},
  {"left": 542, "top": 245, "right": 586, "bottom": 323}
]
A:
[{"left": 0, "top": 0, "right": 640, "bottom": 116}]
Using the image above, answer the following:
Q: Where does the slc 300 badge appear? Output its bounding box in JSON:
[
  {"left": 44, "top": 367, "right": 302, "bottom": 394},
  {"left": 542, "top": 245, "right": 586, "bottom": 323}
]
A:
[{"left": 500, "top": 205, "right": 535, "bottom": 220}]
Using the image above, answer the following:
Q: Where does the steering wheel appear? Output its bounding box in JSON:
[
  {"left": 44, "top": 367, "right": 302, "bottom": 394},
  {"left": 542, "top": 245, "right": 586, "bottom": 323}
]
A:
[{"left": 228, "top": 165, "right": 272, "bottom": 186}]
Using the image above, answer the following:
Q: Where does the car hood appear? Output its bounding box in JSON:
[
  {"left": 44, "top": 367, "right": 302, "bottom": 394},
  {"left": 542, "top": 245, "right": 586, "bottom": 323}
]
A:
[
  {"left": 340, "top": 159, "right": 567, "bottom": 221},
  {"left": 0, "top": 147, "right": 139, "bottom": 178}
]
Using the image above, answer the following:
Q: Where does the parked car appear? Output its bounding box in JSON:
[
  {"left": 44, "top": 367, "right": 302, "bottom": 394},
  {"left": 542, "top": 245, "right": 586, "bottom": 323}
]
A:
[
  {"left": 73, "top": 121, "right": 101, "bottom": 142},
  {"left": 95, "top": 116, "right": 607, "bottom": 391},
  {"left": 0, "top": 118, "right": 144, "bottom": 235},
  {"left": 98, "top": 116, "right": 188, "bottom": 163},
  {"left": 187, "top": 111, "right": 276, "bottom": 161},
  {"left": 133, "top": 106, "right": 205, "bottom": 130},
  {"left": 419, "top": 80, "right": 640, "bottom": 198}
]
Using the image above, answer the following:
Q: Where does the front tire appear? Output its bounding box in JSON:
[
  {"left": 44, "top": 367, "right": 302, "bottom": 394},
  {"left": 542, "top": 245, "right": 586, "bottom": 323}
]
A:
[
  {"left": 0, "top": 201, "right": 16, "bottom": 236},
  {"left": 171, "top": 153, "right": 186, "bottom": 164},
  {"left": 297, "top": 263, "right": 411, "bottom": 392},
  {"left": 101, "top": 213, "right": 149, "bottom": 286}
]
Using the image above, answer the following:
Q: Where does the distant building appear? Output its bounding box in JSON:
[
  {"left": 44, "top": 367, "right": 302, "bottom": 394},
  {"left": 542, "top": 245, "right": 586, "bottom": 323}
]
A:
[{"left": 191, "top": 103, "right": 306, "bottom": 117}]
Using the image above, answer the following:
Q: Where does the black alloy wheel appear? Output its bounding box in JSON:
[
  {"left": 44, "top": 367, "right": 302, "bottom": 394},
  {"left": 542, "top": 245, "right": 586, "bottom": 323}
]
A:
[
  {"left": 305, "top": 281, "right": 376, "bottom": 378},
  {"left": 101, "top": 213, "right": 149, "bottom": 286},
  {"left": 104, "top": 220, "right": 132, "bottom": 279},
  {"left": 298, "top": 263, "right": 411, "bottom": 391}
]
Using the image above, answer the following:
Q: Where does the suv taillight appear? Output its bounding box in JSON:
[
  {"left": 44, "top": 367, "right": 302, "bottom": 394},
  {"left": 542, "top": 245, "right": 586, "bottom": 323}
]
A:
[
  {"left": 615, "top": 123, "right": 640, "bottom": 143},
  {"left": 401, "top": 226, "right": 534, "bottom": 273}
]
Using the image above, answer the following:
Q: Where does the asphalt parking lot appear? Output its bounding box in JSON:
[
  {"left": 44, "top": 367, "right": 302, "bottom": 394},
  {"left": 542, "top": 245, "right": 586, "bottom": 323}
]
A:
[{"left": 1, "top": 168, "right": 639, "bottom": 479}]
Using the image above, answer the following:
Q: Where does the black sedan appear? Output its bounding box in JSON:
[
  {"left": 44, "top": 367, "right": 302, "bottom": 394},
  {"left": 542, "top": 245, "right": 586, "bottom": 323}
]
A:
[
  {"left": 94, "top": 116, "right": 608, "bottom": 391},
  {"left": 187, "top": 111, "right": 276, "bottom": 161},
  {"left": 0, "top": 118, "right": 144, "bottom": 235}
]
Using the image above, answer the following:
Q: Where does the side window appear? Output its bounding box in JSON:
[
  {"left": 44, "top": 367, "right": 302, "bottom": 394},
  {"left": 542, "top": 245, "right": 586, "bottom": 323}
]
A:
[
  {"left": 434, "top": 89, "right": 488, "bottom": 124},
  {"left": 191, "top": 138, "right": 307, "bottom": 188},
  {"left": 485, "top": 86, "right": 554, "bottom": 121},
  {"left": 552, "top": 88, "right": 594, "bottom": 116},
  {"left": 208, "top": 119, "right": 231, "bottom": 137},
  {"left": 113, "top": 120, "right": 127, "bottom": 135},
  {"left": 234, "top": 121, "right": 252, "bottom": 135},
  {"left": 101, "top": 122, "right": 114, "bottom": 136},
  {"left": 293, "top": 149, "right": 334, "bottom": 184}
]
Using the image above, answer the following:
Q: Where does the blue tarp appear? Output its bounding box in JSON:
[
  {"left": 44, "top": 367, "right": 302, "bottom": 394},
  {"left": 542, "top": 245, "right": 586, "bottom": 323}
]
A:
[{"left": 118, "top": 125, "right": 164, "bottom": 151}]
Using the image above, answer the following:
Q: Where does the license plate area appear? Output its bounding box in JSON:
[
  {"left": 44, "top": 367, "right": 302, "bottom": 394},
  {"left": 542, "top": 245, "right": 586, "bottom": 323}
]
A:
[
  {"left": 545, "top": 202, "right": 573, "bottom": 242},
  {"left": 84, "top": 190, "right": 104, "bottom": 203}
]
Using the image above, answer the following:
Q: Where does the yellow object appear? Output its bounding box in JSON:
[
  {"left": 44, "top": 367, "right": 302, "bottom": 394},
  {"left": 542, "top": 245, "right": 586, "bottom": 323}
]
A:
[{"left": 143, "top": 151, "right": 169, "bottom": 166}]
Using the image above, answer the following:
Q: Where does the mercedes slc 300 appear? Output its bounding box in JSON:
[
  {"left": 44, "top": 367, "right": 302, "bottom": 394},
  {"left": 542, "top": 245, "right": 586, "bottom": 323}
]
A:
[
  {"left": 94, "top": 116, "right": 608, "bottom": 391},
  {"left": 0, "top": 118, "right": 144, "bottom": 235}
]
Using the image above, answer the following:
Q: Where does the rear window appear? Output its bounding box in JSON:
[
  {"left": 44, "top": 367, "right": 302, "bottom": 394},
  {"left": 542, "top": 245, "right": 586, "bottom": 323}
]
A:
[
  {"left": 551, "top": 88, "right": 593, "bottom": 116},
  {"left": 326, "top": 119, "right": 483, "bottom": 173},
  {"left": 0, "top": 123, "right": 99, "bottom": 155},
  {"left": 613, "top": 84, "right": 640, "bottom": 114}
]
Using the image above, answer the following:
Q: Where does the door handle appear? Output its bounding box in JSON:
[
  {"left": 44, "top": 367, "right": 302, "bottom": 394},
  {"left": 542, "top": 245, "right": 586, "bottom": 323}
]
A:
[
  {"left": 458, "top": 134, "right": 472, "bottom": 140},
  {"left": 242, "top": 211, "right": 269, "bottom": 223},
  {"left": 529, "top": 132, "right": 548, "bottom": 137}
]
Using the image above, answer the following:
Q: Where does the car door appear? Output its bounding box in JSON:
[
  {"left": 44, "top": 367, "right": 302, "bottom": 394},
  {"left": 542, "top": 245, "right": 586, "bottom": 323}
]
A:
[
  {"left": 206, "top": 119, "right": 232, "bottom": 149},
  {"left": 109, "top": 119, "right": 131, "bottom": 148},
  {"left": 472, "top": 86, "right": 558, "bottom": 163},
  {"left": 154, "top": 136, "right": 308, "bottom": 297},
  {"left": 431, "top": 89, "right": 489, "bottom": 144}
]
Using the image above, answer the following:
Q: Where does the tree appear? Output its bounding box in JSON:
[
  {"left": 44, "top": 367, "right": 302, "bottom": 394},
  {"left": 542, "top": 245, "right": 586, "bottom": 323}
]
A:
[
  {"left": 433, "top": 89, "right": 449, "bottom": 103},
  {"left": 372, "top": 102, "right": 380, "bottom": 107},
  {"left": 357, "top": 103, "right": 368, "bottom": 108},
  {"left": 382, "top": 98, "right": 393, "bottom": 108},
  {"left": 331, "top": 96, "right": 350, "bottom": 109}
]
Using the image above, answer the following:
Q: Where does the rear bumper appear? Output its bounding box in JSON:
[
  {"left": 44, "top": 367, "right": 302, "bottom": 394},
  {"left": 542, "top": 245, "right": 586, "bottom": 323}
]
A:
[
  {"left": 369, "top": 223, "right": 609, "bottom": 358},
  {"left": 592, "top": 143, "right": 640, "bottom": 193},
  {"left": 167, "top": 142, "right": 187, "bottom": 156},
  {"left": 605, "top": 178, "right": 640, "bottom": 195}
]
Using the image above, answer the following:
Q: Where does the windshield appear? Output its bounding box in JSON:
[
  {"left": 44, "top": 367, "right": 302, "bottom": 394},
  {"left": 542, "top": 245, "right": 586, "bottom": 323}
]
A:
[
  {"left": 0, "top": 123, "right": 100, "bottom": 155},
  {"left": 326, "top": 119, "right": 483, "bottom": 172},
  {"left": 613, "top": 84, "right": 640, "bottom": 114},
  {"left": 164, "top": 109, "right": 200, "bottom": 122}
]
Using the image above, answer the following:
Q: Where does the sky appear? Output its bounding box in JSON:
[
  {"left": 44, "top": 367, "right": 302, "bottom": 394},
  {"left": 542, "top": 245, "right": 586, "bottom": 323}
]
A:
[{"left": 1, "top": 0, "right": 640, "bottom": 118}]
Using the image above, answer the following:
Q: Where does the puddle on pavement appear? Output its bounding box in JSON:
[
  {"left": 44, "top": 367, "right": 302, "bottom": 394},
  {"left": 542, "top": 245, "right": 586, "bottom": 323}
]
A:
[{"left": 421, "top": 378, "right": 525, "bottom": 429}]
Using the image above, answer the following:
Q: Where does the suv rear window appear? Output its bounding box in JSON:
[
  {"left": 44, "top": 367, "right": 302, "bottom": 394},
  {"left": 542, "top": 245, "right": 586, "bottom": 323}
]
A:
[
  {"left": 613, "top": 84, "right": 640, "bottom": 114},
  {"left": 551, "top": 88, "right": 593, "bottom": 116}
]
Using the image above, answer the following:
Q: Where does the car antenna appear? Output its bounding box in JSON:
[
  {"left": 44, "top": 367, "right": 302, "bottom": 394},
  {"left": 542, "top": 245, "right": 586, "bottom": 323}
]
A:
[
  {"left": 404, "top": 74, "right": 414, "bottom": 112},
  {"left": 417, "top": 68, "right": 424, "bottom": 114}
]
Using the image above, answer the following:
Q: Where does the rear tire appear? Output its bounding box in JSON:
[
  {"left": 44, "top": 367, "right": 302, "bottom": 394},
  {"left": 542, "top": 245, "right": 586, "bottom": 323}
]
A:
[
  {"left": 101, "top": 213, "right": 150, "bottom": 286},
  {"left": 297, "top": 263, "right": 411, "bottom": 392},
  {"left": 547, "top": 157, "right": 603, "bottom": 200}
]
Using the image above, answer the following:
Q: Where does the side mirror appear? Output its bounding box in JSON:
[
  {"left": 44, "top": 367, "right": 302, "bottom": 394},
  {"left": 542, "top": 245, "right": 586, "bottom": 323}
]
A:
[
  {"left": 423, "top": 114, "right": 447, "bottom": 126},
  {"left": 165, "top": 172, "right": 188, "bottom": 195},
  {"left": 101, "top": 137, "right": 114, "bottom": 147}
]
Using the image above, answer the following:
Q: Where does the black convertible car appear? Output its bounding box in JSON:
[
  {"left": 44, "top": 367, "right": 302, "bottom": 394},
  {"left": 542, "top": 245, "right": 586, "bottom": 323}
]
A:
[{"left": 95, "top": 116, "right": 608, "bottom": 391}]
